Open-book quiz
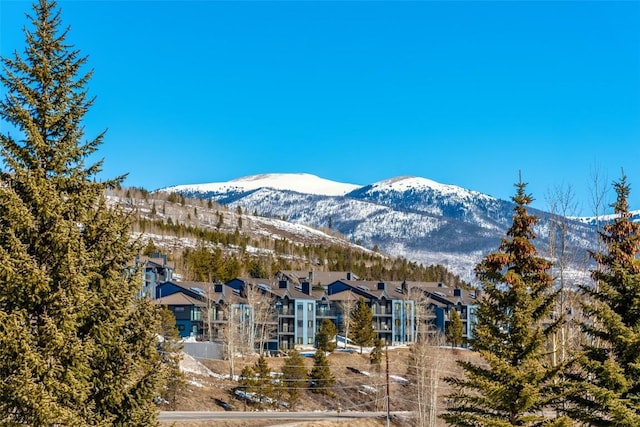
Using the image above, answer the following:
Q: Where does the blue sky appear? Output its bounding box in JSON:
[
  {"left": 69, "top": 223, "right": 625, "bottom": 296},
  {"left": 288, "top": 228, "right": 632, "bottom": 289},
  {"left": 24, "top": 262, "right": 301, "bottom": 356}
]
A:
[{"left": 1, "top": 0, "right": 639, "bottom": 215}]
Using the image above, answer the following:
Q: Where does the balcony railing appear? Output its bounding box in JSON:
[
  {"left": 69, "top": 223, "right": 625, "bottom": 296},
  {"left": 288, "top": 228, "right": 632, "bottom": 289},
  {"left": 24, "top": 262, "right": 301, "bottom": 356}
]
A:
[{"left": 276, "top": 305, "right": 295, "bottom": 316}]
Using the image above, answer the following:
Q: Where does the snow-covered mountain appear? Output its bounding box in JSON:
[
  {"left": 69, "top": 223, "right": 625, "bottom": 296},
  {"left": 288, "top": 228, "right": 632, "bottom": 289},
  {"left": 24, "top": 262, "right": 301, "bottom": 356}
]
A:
[
  {"left": 166, "top": 173, "right": 360, "bottom": 199},
  {"left": 160, "top": 173, "right": 598, "bottom": 282},
  {"left": 572, "top": 210, "right": 640, "bottom": 226}
]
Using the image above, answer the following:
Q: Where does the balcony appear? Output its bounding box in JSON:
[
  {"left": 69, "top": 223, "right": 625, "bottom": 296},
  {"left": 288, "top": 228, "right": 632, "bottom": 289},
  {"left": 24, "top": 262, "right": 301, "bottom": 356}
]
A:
[
  {"left": 279, "top": 322, "right": 295, "bottom": 335},
  {"left": 375, "top": 322, "right": 390, "bottom": 331},
  {"left": 316, "top": 307, "right": 340, "bottom": 318},
  {"left": 276, "top": 304, "right": 295, "bottom": 317}
]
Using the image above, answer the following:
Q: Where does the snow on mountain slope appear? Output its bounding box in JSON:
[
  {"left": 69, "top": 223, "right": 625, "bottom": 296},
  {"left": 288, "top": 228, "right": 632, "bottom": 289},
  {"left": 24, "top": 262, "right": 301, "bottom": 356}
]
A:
[
  {"left": 571, "top": 210, "right": 640, "bottom": 226},
  {"left": 160, "top": 173, "right": 600, "bottom": 281},
  {"left": 161, "top": 173, "right": 361, "bottom": 197},
  {"left": 364, "top": 176, "right": 495, "bottom": 201},
  {"left": 347, "top": 176, "right": 506, "bottom": 230}
]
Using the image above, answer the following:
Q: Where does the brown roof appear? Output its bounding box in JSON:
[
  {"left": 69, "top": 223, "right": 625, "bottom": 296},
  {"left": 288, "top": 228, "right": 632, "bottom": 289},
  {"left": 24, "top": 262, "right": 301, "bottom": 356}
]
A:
[
  {"left": 154, "top": 293, "right": 205, "bottom": 307},
  {"left": 277, "top": 270, "right": 358, "bottom": 286},
  {"left": 328, "top": 280, "right": 410, "bottom": 301}
]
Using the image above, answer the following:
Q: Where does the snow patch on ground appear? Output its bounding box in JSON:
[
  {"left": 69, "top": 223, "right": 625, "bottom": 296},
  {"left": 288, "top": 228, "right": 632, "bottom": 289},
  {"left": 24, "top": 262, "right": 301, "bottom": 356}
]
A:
[{"left": 179, "top": 352, "right": 225, "bottom": 379}]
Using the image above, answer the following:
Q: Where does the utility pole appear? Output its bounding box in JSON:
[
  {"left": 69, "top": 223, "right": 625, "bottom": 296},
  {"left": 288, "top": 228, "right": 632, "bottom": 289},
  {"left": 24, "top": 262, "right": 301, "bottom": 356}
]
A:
[{"left": 386, "top": 344, "right": 391, "bottom": 427}]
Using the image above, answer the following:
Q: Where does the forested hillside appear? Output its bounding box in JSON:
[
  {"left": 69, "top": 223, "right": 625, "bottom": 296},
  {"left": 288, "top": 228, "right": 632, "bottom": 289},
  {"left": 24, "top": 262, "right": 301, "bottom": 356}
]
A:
[{"left": 111, "top": 187, "right": 470, "bottom": 287}]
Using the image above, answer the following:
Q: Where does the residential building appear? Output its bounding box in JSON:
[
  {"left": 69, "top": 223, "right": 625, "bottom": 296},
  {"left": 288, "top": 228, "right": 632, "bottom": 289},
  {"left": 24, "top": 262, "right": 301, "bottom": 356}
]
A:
[
  {"left": 153, "top": 271, "right": 479, "bottom": 353},
  {"left": 403, "top": 281, "right": 480, "bottom": 344},
  {"left": 327, "top": 279, "right": 416, "bottom": 345},
  {"left": 155, "top": 281, "right": 206, "bottom": 338},
  {"left": 275, "top": 270, "right": 359, "bottom": 289},
  {"left": 134, "top": 253, "right": 174, "bottom": 299}
]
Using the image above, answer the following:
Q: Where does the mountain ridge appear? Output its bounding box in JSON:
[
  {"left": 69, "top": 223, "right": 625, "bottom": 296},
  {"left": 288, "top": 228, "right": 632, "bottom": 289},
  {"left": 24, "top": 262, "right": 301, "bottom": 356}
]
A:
[{"left": 158, "top": 173, "right": 621, "bottom": 283}]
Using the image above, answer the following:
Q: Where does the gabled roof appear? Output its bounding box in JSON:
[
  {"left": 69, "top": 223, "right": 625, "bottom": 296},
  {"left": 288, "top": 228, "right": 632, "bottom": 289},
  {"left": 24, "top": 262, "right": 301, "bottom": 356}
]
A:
[
  {"left": 154, "top": 292, "right": 205, "bottom": 307},
  {"left": 226, "top": 277, "right": 318, "bottom": 300},
  {"left": 404, "top": 281, "right": 479, "bottom": 306},
  {"left": 277, "top": 270, "right": 359, "bottom": 286},
  {"left": 327, "top": 279, "right": 408, "bottom": 301},
  {"left": 157, "top": 280, "right": 209, "bottom": 299},
  {"left": 135, "top": 255, "right": 175, "bottom": 270}
]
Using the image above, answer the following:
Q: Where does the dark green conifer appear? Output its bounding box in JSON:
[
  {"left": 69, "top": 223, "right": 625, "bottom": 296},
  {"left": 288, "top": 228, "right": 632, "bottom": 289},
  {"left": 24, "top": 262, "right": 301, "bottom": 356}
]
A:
[
  {"left": 350, "top": 296, "right": 376, "bottom": 353},
  {"left": 0, "top": 1, "right": 165, "bottom": 424},
  {"left": 253, "top": 355, "right": 274, "bottom": 402},
  {"left": 441, "top": 180, "right": 570, "bottom": 426},
  {"left": 445, "top": 308, "right": 464, "bottom": 348},
  {"left": 157, "top": 307, "right": 185, "bottom": 410},
  {"left": 280, "top": 349, "right": 307, "bottom": 408},
  {"left": 309, "top": 349, "right": 335, "bottom": 395},
  {"left": 316, "top": 318, "right": 338, "bottom": 352},
  {"left": 566, "top": 174, "right": 640, "bottom": 425},
  {"left": 370, "top": 338, "right": 384, "bottom": 373}
]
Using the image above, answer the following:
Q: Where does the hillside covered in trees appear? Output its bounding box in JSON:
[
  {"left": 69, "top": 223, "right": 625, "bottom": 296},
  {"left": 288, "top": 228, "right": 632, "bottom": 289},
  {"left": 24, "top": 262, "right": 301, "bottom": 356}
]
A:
[{"left": 112, "top": 187, "right": 470, "bottom": 288}]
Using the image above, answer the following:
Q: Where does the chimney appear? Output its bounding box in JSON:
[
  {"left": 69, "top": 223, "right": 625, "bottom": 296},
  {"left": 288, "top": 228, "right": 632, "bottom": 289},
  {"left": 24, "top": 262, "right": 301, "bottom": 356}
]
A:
[
  {"left": 377, "top": 281, "right": 386, "bottom": 291},
  {"left": 301, "top": 281, "right": 311, "bottom": 295},
  {"left": 309, "top": 271, "right": 314, "bottom": 283}
]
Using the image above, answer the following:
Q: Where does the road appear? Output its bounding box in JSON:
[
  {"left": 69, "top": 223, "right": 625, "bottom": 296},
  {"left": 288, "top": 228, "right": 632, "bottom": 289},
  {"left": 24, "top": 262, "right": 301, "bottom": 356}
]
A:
[{"left": 159, "top": 410, "right": 409, "bottom": 422}]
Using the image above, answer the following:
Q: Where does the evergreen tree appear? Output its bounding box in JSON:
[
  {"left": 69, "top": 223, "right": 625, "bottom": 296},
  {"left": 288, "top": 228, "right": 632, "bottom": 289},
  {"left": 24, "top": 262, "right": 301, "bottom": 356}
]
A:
[
  {"left": 253, "top": 355, "right": 274, "bottom": 401},
  {"left": 445, "top": 308, "right": 464, "bottom": 348},
  {"left": 142, "top": 239, "right": 158, "bottom": 257},
  {"left": 566, "top": 174, "right": 640, "bottom": 425},
  {"left": 157, "top": 307, "right": 185, "bottom": 410},
  {"left": 280, "top": 349, "right": 307, "bottom": 408},
  {"left": 239, "top": 365, "right": 256, "bottom": 400},
  {"left": 316, "top": 318, "right": 338, "bottom": 353},
  {"left": 309, "top": 349, "right": 335, "bottom": 395},
  {"left": 350, "top": 296, "right": 376, "bottom": 354},
  {"left": 370, "top": 338, "right": 384, "bottom": 373},
  {"left": 441, "top": 180, "right": 570, "bottom": 426},
  {"left": 0, "top": 1, "right": 165, "bottom": 424}
]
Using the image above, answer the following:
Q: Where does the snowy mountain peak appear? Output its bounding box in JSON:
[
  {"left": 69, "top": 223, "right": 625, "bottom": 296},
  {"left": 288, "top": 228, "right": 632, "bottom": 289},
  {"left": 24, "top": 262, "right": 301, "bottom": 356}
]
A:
[
  {"left": 369, "top": 176, "right": 494, "bottom": 201},
  {"left": 161, "top": 173, "right": 361, "bottom": 197}
]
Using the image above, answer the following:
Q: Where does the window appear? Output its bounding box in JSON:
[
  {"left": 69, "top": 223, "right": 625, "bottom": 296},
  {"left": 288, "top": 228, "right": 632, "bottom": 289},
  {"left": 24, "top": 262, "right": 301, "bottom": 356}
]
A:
[
  {"left": 174, "top": 307, "right": 184, "bottom": 312},
  {"left": 394, "top": 303, "right": 400, "bottom": 311},
  {"left": 308, "top": 303, "right": 313, "bottom": 312},
  {"left": 297, "top": 337, "right": 303, "bottom": 345},
  {"left": 308, "top": 320, "right": 313, "bottom": 328},
  {"left": 297, "top": 320, "right": 303, "bottom": 328},
  {"left": 297, "top": 304, "right": 303, "bottom": 311},
  {"left": 308, "top": 337, "right": 313, "bottom": 345}
]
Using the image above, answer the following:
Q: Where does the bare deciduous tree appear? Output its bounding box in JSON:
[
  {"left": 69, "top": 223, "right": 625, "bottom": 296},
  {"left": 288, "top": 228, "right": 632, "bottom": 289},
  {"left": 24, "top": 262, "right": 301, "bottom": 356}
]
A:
[
  {"left": 408, "top": 287, "right": 437, "bottom": 342},
  {"left": 337, "top": 292, "right": 356, "bottom": 348},
  {"left": 545, "top": 183, "right": 582, "bottom": 366},
  {"left": 245, "top": 285, "right": 277, "bottom": 355},
  {"left": 219, "top": 303, "right": 241, "bottom": 378},
  {"left": 407, "top": 333, "right": 446, "bottom": 427}
]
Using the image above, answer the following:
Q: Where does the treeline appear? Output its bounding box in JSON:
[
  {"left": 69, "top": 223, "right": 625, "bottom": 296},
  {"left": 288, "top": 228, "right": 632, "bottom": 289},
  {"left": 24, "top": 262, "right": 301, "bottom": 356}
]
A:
[
  {"left": 123, "top": 185, "right": 471, "bottom": 287},
  {"left": 142, "top": 231, "right": 469, "bottom": 287}
]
